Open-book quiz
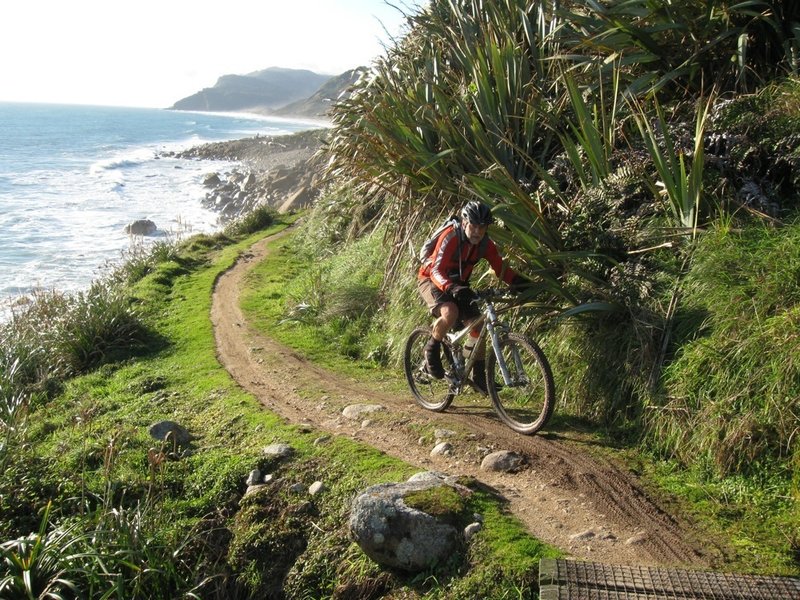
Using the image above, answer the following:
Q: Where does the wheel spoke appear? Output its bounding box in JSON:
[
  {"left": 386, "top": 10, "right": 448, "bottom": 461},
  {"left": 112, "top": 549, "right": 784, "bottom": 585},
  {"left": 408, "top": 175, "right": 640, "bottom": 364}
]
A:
[
  {"left": 404, "top": 327, "right": 455, "bottom": 412},
  {"left": 488, "top": 333, "right": 554, "bottom": 434}
]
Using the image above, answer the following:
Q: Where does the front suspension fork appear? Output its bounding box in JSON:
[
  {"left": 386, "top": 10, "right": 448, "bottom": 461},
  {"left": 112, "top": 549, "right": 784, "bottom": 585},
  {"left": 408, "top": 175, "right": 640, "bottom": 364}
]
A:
[{"left": 486, "top": 320, "right": 513, "bottom": 386}]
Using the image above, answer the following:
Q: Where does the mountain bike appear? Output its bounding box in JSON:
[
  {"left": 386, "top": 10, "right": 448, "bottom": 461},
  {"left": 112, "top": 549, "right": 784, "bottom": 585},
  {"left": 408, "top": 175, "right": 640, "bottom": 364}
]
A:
[{"left": 403, "top": 287, "right": 555, "bottom": 435}]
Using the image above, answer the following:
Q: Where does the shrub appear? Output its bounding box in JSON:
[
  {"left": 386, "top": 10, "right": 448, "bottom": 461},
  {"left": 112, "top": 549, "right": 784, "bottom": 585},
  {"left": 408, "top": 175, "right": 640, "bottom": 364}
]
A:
[{"left": 224, "top": 205, "right": 276, "bottom": 237}]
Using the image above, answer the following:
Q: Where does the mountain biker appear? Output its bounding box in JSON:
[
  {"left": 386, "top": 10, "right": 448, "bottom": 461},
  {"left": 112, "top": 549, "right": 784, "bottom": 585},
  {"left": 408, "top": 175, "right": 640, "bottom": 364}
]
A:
[{"left": 417, "top": 200, "right": 530, "bottom": 393}]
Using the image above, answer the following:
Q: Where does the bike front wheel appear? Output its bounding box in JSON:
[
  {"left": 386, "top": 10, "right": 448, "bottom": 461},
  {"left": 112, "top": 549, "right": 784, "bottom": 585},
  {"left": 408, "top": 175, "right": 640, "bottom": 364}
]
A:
[
  {"left": 486, "top": 333, "right": 555, "bottom": 434},
  {"left": 403, "top": 327, "right": 456, "bottom": 412}
]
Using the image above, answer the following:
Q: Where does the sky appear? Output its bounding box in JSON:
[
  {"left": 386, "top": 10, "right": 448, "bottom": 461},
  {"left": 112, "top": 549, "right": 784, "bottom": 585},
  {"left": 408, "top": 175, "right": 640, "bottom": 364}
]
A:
[{"left": 1, "top": 0, "right": 421, "bottom": 108}]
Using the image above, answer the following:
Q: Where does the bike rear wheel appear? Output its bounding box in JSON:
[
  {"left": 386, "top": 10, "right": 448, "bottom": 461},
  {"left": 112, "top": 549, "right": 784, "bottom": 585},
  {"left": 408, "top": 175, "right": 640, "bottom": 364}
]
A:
[
  {"left": 486, "top": 333, "right": 555, "bottom": 434},
  {"left": 403, "top": 327, "right": 456, "bottom": 412}
]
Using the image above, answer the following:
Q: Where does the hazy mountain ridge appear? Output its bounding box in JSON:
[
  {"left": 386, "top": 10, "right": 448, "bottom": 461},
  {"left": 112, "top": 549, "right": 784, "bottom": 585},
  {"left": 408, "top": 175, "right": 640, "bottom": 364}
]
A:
[
  {"left": 171, "top": 66, "right": 359, "bottom": 118},
  {"left": 274, "top": 68, "right": 366, "bottom": 117}
]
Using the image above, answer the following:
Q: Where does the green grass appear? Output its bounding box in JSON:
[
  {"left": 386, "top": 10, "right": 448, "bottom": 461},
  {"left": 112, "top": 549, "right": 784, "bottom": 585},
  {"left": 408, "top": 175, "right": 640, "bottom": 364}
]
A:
[
  {"left": 238, "top": 215, "right": 800, "bottom": 578},
  {"left": 650, "top": 222, "right": 800, "bottom": 476},
  {"left": 642, "top": 457, "right": 799, "bottom": 576},
  {"left": 240, "top": 227, "right": 410, "bottom": 380},
  {"left": 1, "top": 218, "right": 557, "bottom": 598}
]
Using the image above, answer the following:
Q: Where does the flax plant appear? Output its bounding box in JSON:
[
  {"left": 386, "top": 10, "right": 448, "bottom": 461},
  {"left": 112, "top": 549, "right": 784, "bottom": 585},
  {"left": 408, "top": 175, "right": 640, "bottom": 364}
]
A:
[
  {"left": 327, "top": 0, "right": 800, "bottom": 291},
  {"left": 327, "top": 0, "right": 581, "bottom": 305},
  {"left": 0, "top": 503, "right": 91, "bottom": 599},
  {"left": 557, "top": 0, "right": 800, "bottom": 97},
  {"left": 558, "top": 70, "right": 620, "bottom": 189},
  {"left": 629, "top": 93, "right": 713, "bottom": 237}
]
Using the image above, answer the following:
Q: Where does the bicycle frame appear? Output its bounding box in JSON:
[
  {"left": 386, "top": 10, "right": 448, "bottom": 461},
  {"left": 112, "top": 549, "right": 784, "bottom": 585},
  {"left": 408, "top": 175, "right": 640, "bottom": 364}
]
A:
[{"left": 444, "top": 291, "right": 516, "bottom": 390}]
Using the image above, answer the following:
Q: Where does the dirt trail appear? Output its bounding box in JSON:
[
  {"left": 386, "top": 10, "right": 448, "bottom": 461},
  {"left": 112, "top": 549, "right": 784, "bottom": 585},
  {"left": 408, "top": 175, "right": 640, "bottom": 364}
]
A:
[{"left": 211, "top": 230, "right": 722, "bottom": 569}]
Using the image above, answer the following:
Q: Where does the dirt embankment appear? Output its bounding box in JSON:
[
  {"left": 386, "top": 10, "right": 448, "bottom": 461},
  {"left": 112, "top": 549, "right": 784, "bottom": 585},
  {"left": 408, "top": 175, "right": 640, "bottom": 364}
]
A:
[{"left": 211, "top": 229, "right": 728, "bottom": 570}]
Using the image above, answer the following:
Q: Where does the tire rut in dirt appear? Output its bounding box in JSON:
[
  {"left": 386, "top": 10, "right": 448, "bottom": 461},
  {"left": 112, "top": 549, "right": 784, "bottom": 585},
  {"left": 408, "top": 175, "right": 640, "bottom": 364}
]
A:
[{"left": 524, "top": 438, "right": 712, "bottom": 567}]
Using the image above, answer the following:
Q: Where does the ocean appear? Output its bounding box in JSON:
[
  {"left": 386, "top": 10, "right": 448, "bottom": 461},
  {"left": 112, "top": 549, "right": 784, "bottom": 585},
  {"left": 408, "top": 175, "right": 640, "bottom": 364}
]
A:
[{"left": 0, "top": 102, "right": 320, "bottom": 314}]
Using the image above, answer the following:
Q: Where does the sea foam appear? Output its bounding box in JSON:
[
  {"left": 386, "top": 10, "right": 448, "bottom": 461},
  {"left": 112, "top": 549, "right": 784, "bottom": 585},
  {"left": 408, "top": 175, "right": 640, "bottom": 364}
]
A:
[{"left": 0, "top": 102, "right": 318, "bottom": 317}]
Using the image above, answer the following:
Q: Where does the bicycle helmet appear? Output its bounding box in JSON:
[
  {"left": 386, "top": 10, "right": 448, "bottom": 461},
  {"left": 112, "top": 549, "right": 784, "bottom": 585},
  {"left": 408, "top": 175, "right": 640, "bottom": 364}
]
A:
[{"left": 461, "top": 201, "right": 494, "bottom": 225}]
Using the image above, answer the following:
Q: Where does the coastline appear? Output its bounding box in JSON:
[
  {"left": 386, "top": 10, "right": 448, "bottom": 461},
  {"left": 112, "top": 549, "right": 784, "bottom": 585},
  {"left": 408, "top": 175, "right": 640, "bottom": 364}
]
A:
[
  {"left": 166, "top": 107, "right": 331, "bottom": 130},
  {"left": 0, "top": 105, "right": 325, "bottom": 319},
  {"left": 169, "top": 127, "right": 327, "bottom": 218}
]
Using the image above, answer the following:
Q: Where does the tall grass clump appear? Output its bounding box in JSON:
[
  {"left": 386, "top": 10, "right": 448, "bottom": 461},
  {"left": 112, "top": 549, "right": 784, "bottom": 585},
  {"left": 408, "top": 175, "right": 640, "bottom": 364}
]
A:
[
  {"left": 647, "top": 221, "right": 800, "bottom": 475},
  {"left": 1, "top": 462, "right": 218, "bottom": 599},
  {"left": 107, "top": 240, "right": 181, "bottom": 288},
  {"left": 281, "top": 219, "right": 388, "bottom": 362},
  {"left": 224, "top": 204, "right": 277, "bottom": 237},
  {"left": 296, "top": 188, "right": 438, "bottom": 363},
  {"left": 1, "top": 281, "right": 147, "bottom": 401}
]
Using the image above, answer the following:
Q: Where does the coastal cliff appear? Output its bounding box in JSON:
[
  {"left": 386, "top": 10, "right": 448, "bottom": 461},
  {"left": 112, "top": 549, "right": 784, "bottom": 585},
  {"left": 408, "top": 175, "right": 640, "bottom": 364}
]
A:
[{"left": 171, "top": 67, "right": 330, "bottom": 114}]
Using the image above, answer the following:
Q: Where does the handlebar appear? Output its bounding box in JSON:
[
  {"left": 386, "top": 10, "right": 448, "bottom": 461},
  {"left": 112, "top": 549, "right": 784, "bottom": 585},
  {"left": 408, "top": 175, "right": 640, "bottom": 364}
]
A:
[{"left": 473, "top": 287, "right": 519, "bottom": 304}]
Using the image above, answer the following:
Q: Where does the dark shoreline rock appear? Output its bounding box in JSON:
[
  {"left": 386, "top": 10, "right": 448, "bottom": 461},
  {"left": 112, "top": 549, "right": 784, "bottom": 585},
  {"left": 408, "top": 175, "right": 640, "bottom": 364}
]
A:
[{"left": 124, "top": 219, "right": 158, "bottom": 236}]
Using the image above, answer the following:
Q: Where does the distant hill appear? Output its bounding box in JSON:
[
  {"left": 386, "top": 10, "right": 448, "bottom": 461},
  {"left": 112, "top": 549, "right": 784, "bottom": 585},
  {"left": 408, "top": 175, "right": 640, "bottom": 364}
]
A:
[
  {"left": 170, "top": 67, "right": 332, "bottom": 114},
  {"left": 274, "top": 68, "right": 367, "bottom": 118}
]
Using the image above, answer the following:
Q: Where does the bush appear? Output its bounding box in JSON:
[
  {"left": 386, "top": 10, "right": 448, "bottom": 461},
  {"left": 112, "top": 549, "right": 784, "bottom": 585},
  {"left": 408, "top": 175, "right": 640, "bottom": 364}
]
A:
[
  {"left": 647, "top": 221, "right": 800, "bottom": 475},
  {"left": 225, "top": 205, "right": 276, "bottom": 237}
]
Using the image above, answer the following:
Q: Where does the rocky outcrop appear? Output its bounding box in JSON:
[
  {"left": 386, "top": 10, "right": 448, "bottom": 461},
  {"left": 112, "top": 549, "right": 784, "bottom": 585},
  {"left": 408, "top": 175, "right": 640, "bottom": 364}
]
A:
[
  {"left": 349, "top": 472, "right": 476, "bottom": 572},
  {"left": 125, "top": 219, "right": 158, "bottom": 236},
  {"left": 169, "top": 129, "right": 327, "bottom": 218},
  {"left": 198, "top": 163, "right": 321, "bottom": 218}
]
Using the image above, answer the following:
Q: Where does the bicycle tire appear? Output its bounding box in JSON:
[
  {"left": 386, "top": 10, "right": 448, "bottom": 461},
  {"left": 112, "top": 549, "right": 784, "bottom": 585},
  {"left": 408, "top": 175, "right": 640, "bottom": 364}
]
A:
[
  {"left": 403, "top": 327, "right": 456, "bottom": 412},
  {"left": 486, "top": 333, "right": 555, "bottom": 434}
]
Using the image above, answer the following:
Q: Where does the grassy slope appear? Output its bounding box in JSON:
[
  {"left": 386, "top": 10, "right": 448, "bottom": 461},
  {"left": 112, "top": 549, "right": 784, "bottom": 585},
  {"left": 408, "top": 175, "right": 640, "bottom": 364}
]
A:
[
  {"left": 239, "top": 222, "right": 800, "bottom": 578},
  {"left": 8, "top": 221, "right": 558, "bottom": 599}
]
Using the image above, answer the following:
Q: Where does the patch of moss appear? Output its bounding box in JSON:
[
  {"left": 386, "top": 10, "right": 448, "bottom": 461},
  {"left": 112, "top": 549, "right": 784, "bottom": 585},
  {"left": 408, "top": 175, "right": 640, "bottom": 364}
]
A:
[{"left": 404, "top": 485, "right": 468, "bottom": 525}]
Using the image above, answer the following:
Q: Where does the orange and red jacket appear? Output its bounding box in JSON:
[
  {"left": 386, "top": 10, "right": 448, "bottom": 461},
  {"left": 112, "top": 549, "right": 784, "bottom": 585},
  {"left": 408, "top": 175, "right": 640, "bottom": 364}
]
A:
[{"left": 418, "top": 224, "right": 516, "bottom": 292}]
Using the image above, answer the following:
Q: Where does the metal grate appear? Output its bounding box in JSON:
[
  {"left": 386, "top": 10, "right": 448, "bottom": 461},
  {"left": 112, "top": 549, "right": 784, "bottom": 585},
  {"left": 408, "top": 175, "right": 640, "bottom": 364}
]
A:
[{"left": 539, "top": 559, "right": 800, "bottom": 599}]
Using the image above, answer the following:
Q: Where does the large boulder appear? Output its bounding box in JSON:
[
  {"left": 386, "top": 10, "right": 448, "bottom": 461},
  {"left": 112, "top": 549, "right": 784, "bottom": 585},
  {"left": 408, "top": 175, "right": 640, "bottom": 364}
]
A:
[
  {"left": 349, "top": 474, "right": 470, "bottom": 572},
  {"left": 202, "top": 172, "right": 221, "bottom": 187},
  {"left": 278, "top": 184, "right": 317, "bottom": 213},
  {"left": 148, "top": 420, "right": 191, "bottom": 447},
  {"left": 240, "top": 172, "right": 257, "bottom": 191},
  {"left": 124, "top": 219, "right": 157, "bottom": 236}
]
